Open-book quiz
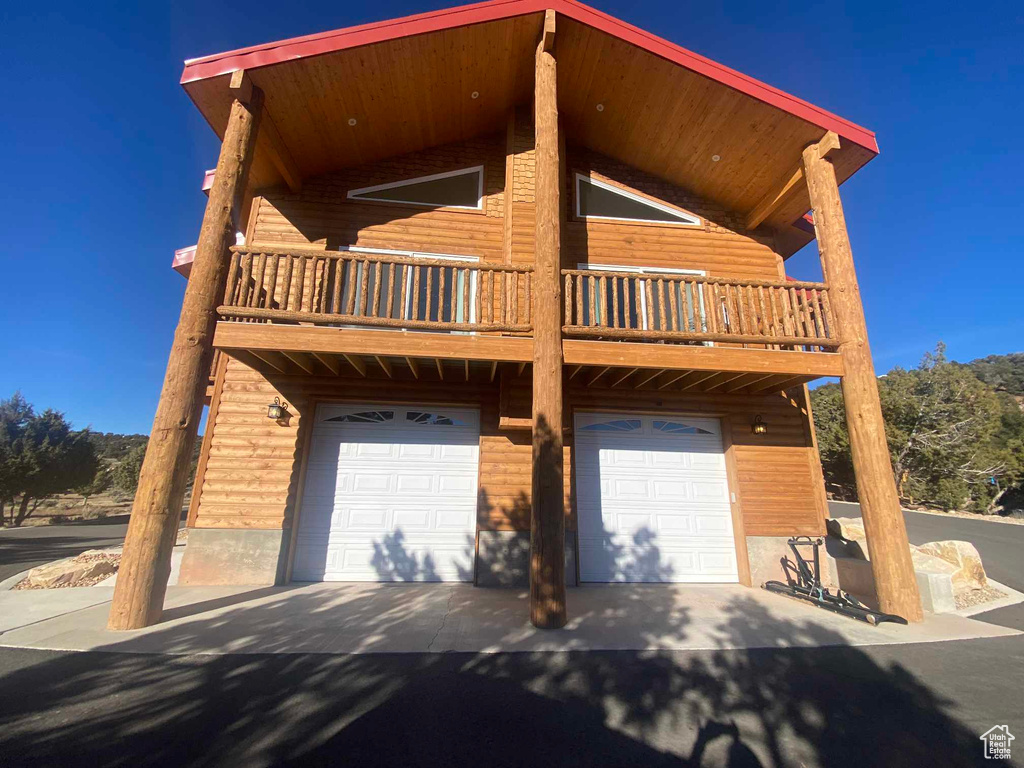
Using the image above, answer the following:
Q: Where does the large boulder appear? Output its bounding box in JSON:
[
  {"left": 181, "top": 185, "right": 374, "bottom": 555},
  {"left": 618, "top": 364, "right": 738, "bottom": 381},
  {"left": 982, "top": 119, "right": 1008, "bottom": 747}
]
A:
[
  {"left": 17, "top": 551, "right": 118, "bottom": 589},
  {"left": 915, "top": 540, "right": 988, "bottom": 593},
  {"left": 826, "top": 517, "right": 866, "bottom": 542}
]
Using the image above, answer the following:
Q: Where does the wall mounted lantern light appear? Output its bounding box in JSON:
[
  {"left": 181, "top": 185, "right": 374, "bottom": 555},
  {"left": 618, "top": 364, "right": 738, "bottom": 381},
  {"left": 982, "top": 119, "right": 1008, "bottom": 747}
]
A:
[
  {"left": 751, "top": 415, "right": 767, "bottom": 435},
  {"left": 267, "top": 397, "right": 288, "bottom": 420}
]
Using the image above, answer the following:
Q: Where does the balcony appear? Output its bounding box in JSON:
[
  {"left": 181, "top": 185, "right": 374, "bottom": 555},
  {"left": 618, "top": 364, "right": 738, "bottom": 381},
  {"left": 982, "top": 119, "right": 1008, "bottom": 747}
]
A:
[{"left": 213, "top": 247, "right": 843, "bottom": 390}]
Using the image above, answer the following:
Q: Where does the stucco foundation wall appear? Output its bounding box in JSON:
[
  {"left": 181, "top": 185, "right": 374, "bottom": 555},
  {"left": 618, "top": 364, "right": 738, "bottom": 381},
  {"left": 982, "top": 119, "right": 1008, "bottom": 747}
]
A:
[
  {"left": 746, "top": 535, "right": 835, "bottom": 589},
  {"left": 179, "top": 528, "right": 289, "bottom": 586}
]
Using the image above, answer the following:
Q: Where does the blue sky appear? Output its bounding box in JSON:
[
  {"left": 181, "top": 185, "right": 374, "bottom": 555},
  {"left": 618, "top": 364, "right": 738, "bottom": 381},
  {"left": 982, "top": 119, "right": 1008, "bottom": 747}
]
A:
[{"left": 1, "top": 0, "right": 1021, "bottom": 434}]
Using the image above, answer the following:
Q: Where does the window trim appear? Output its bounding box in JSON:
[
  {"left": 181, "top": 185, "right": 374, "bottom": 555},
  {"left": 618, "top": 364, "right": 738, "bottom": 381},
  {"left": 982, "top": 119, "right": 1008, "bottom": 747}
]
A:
[
  {"left": 574, "top": 173, "right": 702, "bottom": 227},
  {"left": 346, "top": 165, "right": 485, "bottom": 210}
]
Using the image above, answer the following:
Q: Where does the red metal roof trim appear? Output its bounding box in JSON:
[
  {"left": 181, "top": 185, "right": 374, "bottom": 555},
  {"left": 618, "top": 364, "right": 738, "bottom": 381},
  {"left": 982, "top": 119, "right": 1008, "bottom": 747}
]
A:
[{"left": 179, "top": 0, "right": 879, "bottom": 154}]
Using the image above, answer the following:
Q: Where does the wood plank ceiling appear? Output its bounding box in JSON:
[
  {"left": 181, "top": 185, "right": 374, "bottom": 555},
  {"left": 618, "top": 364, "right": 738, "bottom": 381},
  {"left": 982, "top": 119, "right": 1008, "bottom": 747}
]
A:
[{"left": 182, "top": 10, "right": 876, "bottom": 256}]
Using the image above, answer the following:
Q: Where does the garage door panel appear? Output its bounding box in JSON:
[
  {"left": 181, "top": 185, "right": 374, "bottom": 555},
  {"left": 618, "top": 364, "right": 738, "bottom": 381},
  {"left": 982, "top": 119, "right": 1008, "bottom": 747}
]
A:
[
  {"left": 292, "top": 404, "right": 479, "bottom": 583},
  {"left": 575, "top": 412, "right": 738, "bottom": 584}
]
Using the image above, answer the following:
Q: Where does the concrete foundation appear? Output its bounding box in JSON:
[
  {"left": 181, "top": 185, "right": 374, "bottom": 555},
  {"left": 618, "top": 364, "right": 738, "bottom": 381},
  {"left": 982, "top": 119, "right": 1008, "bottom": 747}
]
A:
[
  {"left": 476, "top": 530, "right": 578, "bottom": 587},
  {"left": 179, "top": 528, "right": 289, "bottom": 586},
  {"left": 746, "top": 535, "right": 835, "bottom": 589}
]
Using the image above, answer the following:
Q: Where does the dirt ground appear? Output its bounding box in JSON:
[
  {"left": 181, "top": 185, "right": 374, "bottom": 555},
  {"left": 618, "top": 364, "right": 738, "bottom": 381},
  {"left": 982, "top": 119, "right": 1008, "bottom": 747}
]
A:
[{"left": 4, "top": 490, "right": 192, "bottom": 528}]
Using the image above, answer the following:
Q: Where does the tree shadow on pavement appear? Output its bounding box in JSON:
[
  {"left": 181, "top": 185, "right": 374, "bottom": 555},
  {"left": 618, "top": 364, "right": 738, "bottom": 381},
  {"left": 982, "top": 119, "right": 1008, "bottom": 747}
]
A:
[{"left": 0, "top": 584, "right": 1000, "bottom": 768}]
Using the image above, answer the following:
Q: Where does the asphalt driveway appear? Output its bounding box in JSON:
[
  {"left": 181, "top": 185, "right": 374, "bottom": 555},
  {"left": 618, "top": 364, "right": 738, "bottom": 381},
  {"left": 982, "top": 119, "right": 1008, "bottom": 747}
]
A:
[{"left": 1, "top": 636, "right": 1020, "bottom": 767}]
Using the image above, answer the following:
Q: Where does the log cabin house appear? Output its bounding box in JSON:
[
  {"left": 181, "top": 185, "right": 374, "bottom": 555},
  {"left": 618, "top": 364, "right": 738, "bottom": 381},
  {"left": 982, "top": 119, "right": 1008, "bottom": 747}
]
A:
[{"left": 109, "top": 0, "right": 923, "bottom": 630}]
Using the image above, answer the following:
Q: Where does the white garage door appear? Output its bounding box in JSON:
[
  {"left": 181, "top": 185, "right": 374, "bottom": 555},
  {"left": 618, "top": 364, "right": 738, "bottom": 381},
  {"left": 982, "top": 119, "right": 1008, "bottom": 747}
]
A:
[
  {"left": 574, "top": 412, "right": 738, "bottom": 583},
  {"left": 291, "top": 404, "right": 479, "bottom": 582}
]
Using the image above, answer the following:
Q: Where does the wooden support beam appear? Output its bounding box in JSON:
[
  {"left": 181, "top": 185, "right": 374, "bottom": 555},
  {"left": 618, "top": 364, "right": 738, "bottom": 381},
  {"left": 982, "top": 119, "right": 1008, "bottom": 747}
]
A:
[
  {"left": 562, "top": 339, "right": 843, "bottom": 377},
  {"left": 342, "top": 353, "right": 366, "bottom": 377},
  {"left": 634, "top": 369, "right": 666, "bottom": 388},
  {"left": 803, "top": 131, "right": 922, "bottom": 622},
  {"left": 230, "top": 71, "right": 301, "bottom": 193},
  {"left": 108, "top": 83, "right": 263, "bottom": 631},
  {"left": 678, "top": 371, "right": 720, "bottom": 392},
  {"left": 690, "top": 371, "right": 733, "bottom": 392},
  {"left": 490, "top": 360, "right": 498, "bottom": 382},
  {"left": 725, "top": 372, "right": 773, "bottom": 393},
  {"left": 281, "top": 350, "right": 314, "bottom": 374},
  {"left": 588, "top": 366, "right": 611, "bottom": 386},
  {"left": 213, "top": 323, "right": 533, "bottom": 363},
  {"left": 518, "top": 362, "right": 528, "bottom": 376},
  {"left": 375, "top": 355, "right": 393, "bottom": 378},
  {"left": 744, "top": 162, "right": 805, "bottom": 231},
  {"left": 744, "top": 373, "right": 800, "bottom": 394},
  {"left": 312, "top": 352, "right": 341, "bottom": 376},
  {"left": 530, "top": 22, "right": 567, "bottom": 630},
  {"left": 568, "top": 364, "right": 585, "bottom": 380},
  {"left": 464, "top": 359, "right": 470, "bottom": 381},
  {"left": 406, "top": 357, "right": 420, "bottom": 379},
  {"left": 701, "top": 371, "right": 748, "bottom": 393},
  {"left": 228, "top": 70, "right": 254, "bottom": 104},
  {"left": 502, "top": 110, "right": 516, "bottom": 265},
  {"left": 436, "top": 359, "right": 444, "bottom": 379},
  {"left": 657, "top": 370, "right": 692, "bottom": 390},
  {"left": 249, "top": 349, "right": 288, "bottom": 374},
  {"left": 541, "top": 8, "right": 556, "bottom": 51},
  {"left": 610, "top": 367, "right": 638, "bottom": 387}
]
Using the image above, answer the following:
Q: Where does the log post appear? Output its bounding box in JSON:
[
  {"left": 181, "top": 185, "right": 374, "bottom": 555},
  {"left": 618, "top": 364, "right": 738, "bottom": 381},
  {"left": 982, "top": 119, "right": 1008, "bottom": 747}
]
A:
[
  {"left": 108, "top": 75, "right": 264, "bottom": 630},
  {"left": 530, "top": 9, "right": 567, "bottom": 629},
  {"left": 802, "top": 132, "right": 923, "bottom": 622}
]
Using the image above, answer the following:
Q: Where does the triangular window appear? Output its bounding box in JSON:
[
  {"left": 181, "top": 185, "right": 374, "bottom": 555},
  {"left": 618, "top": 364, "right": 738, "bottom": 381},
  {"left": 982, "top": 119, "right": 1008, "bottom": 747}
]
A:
[
  {"left": 575, "top": 174, "right": 700, "bottom": 226},
  {"left": 347, "top": 166, "right": 483, "bottom": 210}
]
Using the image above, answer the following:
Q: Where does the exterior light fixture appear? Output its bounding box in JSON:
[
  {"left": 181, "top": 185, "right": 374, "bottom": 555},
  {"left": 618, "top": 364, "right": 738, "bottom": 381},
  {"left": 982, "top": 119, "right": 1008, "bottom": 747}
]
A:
[
  {"left": 348, "top": 117, "right": 358, "bottom": 126},
  {"left": 471, "top": 90, "right": 480, "bottom": 99},
  {"left": 596, "top": 103, "right": 605, "bottom": 112},
  {"left": 711, "top": 154, "right": 721, "bottom": 162},
  {"left": 751, "top": 415, "right": 767, "bottom": 435},
  {"left": 267, "top": 397, "right": 288, "bottom": 420}
]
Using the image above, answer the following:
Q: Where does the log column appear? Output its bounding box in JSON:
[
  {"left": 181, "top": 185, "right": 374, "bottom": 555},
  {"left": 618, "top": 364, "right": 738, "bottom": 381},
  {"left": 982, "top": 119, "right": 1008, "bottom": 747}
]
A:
[
  {"left": 108, "top": 77, "right": 264, "bottom": 630},
  {"left": 530, "top": 9, "right": 567, "bottom": 629},
  {"left": 802, "top": 132, "right": 923, "bottom": 622}
]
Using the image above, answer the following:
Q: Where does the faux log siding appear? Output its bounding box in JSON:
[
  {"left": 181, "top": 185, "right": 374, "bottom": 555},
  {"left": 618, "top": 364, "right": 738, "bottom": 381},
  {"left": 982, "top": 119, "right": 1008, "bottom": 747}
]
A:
[
  {"left": 196, "top": 360, "right": 822, "bottom": 538},
  {"left": 250, "top": 135, "right": 506, "bottom": 260},
  {"left": 195, "top": 357, "right": 551, "bottom": 533}
]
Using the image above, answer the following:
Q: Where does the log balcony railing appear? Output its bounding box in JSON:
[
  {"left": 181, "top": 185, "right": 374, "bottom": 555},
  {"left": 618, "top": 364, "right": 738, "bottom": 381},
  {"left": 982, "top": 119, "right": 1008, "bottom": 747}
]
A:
[
  {"left": 562, "top": 269, "right": 839, "bottom": 351},
  {"left": 218, "top": 247, "right": 534, "bottom": 334},
  {"left": 215, "top": 247, "right": 839, "bottom": 353}
]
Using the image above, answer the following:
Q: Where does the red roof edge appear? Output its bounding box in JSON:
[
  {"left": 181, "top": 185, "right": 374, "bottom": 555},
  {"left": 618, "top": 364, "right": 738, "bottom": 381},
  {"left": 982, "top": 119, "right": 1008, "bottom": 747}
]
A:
[{"left": 179, "top": 0, "right": 879, "bottom": 155}]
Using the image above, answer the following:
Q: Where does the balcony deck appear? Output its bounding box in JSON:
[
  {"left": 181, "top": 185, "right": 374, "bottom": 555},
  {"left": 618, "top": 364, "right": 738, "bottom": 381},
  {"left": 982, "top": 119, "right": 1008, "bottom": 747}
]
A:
[{"left": 214, "top": 246, "right": 842, "bottom": 393}]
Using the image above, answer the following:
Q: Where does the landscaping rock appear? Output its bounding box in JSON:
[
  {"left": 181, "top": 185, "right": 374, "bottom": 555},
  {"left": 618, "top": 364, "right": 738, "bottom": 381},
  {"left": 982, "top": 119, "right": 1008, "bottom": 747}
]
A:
[
  {"left": 915, "top": 540, "right": 988, "bottom": 593},
  {"left": 15, "top": 550, "right": 119, "bottom": 590},
  {"left": 826, "top": 517, "right": 866, "bottom": 542}
]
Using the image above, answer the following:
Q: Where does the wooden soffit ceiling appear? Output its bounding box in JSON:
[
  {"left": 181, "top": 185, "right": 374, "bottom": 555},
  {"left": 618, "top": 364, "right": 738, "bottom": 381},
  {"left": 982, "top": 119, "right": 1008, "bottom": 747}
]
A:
[{"left": 181, "top": 0, "right": 878, "bottom": 255}]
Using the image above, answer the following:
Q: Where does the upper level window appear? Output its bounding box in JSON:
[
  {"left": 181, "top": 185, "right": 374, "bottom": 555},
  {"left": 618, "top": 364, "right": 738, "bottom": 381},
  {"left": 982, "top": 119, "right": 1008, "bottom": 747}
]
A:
[
  {"left": 347, "top": 166, "right": 484, "bottom": 210},
  {"left": 575, "top": 174, "right": 701, "bottom": 226}
]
